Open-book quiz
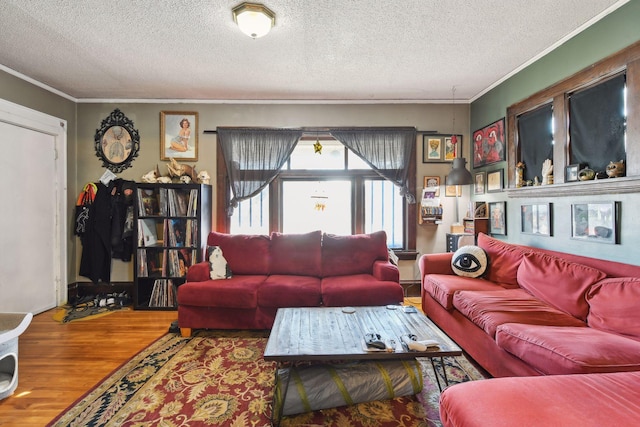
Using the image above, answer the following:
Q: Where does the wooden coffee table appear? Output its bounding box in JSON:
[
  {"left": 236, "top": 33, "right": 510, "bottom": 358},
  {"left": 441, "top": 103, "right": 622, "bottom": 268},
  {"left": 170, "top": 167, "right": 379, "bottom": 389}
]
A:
[{"left": 264, "top": 305, "right": 462, "bottom": 423}]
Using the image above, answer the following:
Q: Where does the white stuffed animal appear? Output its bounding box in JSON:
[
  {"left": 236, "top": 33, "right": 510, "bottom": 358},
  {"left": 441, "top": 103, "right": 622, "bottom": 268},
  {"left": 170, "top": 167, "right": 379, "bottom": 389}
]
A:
[{"left": 209, "top": 246, "right": 232, "bottom": 279}]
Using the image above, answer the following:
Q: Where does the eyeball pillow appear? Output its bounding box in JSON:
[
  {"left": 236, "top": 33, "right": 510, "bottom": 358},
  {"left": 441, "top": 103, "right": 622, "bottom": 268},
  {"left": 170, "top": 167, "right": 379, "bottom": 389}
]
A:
[{"left": 451, "top": 245, "right": 488, "bottom": 278}]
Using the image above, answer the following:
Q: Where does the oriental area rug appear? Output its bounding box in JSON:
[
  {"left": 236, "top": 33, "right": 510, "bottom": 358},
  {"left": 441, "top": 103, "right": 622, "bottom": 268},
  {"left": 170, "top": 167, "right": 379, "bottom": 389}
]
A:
[{"left": 47, "top": 330, "right": 483, "bottom": 427}]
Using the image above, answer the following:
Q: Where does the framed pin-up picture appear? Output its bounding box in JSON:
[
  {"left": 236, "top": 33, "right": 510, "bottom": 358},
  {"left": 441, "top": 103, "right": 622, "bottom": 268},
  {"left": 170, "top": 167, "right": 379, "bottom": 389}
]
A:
[
  {"left": 422, "top": 134, "right": 463, "bottom": 163},
  {"left": 161, "top": 111, "right": 199, "bottom": 161}
]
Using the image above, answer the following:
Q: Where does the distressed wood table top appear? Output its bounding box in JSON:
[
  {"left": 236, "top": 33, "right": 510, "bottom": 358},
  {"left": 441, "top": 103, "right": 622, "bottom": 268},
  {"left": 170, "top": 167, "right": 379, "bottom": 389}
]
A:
[{"left": 264, "top": 306, "right": 462, "bottom": 362}]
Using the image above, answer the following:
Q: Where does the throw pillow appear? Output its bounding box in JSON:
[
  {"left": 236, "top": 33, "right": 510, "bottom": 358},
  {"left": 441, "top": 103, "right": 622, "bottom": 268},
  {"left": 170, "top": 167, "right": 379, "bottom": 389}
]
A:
[
  {"left": 208, "top": 246, "right": 232, "bottom": 280},
  {"left": 451, "top": 245, "right": 488, "bottom": 278}
]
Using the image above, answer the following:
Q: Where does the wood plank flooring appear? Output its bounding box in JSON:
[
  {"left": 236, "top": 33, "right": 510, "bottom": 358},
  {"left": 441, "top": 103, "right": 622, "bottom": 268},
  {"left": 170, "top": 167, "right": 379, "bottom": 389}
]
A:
[
  {"left": 0, "top": 298, "right": 422, "bottom": 426},
  {"left": 0, "top": 308, "right": 177, "bottom": 426}
]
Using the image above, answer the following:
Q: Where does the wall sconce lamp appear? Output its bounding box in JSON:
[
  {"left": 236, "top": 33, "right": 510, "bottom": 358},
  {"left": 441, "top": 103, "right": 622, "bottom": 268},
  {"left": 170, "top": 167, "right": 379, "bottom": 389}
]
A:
[
  {"left": 232, "top": 2, "right": 275, "bottom": 39},
  {"left": 446, "top": 157, "right": 473, "bottom": 225}
]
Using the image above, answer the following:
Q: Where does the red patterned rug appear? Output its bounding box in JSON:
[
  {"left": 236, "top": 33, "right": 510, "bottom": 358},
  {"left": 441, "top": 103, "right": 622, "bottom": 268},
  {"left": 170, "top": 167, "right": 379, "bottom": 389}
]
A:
[{"left": 47, "top": 330, "right": 483, "bottom": 427}]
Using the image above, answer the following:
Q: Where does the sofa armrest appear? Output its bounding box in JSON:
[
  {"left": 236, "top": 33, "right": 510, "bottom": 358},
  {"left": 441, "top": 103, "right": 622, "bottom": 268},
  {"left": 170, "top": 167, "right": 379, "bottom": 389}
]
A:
[
  {"left": 186, "top": 261, "right": 210, "bottom": 282},
  {"left": 419, "top": 253, "right": 454, "bottom": 278},
  {"left": 372, "top": 260, "right": 400, "bottom": 282}
]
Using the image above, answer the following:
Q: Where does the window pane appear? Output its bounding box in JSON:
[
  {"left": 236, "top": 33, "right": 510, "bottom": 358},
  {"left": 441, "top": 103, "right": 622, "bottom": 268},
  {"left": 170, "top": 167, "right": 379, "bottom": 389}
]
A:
[
  {"left": 365, "top": 179, "right": 404, "bottom": 247},
  {"left": 347, "top": 149, "right": 370, "bottom": 169},
  {"left": 517, "top": 103, "right": 554, "bottom": 182},
  {"left": 282, "top": 180, "right": 351, "bottom": 234},
  {"left": 230, "top": 187, "right": 269, "bottom": 235},
  {"left": 289, "top": 140, "right": 345, "bottom": 170},
  {"left": 569, "top": 73, "right": 626, "bottom": 172}
]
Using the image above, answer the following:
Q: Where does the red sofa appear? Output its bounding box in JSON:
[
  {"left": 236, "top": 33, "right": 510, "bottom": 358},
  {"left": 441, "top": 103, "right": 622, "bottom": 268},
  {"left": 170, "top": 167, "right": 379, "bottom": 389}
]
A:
[
  {"left": 439, "top": 370, "right": 640, "bottom": 426},
  {"left": 178, "top": 230, "right": 403, "bottom": 335},
  {"left": 419, "top": 233, "right": 640, "bottom": 377}
]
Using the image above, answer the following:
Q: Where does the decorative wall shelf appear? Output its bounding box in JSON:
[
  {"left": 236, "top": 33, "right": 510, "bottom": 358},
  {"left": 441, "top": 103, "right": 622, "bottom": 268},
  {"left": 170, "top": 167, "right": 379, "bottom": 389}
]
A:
[{"left": 505, "top": 176, "right": 640, "bottom": 198}]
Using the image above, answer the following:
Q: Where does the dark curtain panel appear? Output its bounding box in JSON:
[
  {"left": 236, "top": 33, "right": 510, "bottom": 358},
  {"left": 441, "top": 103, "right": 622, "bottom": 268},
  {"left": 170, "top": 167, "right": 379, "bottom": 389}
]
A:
[
  {"left": 330, "top": 127, "right": 417, "bottom": 203},
  {"left": 569, "top": 73, "right": 626, "bottom": 173},
  {"left": 217, "top": 128, "right": 303, "bottom": 215},
  {"left": 518, "top": 104, "right": 554, "bottom": 182}
]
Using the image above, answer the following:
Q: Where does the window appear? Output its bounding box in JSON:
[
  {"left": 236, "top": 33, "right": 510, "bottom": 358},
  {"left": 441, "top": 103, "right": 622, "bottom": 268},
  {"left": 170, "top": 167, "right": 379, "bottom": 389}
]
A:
[
  {"left": 516, "top": 103, "right": 554, "bottom": 182},
  {"left": 227, "top": 137, "right": 414, "bottom": 249}
]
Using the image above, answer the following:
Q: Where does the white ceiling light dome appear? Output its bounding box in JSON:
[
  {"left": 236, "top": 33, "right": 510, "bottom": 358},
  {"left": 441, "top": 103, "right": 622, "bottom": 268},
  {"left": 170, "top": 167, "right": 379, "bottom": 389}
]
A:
[{"left": 232, "top": 2, "right": 275, "bottom": 39}]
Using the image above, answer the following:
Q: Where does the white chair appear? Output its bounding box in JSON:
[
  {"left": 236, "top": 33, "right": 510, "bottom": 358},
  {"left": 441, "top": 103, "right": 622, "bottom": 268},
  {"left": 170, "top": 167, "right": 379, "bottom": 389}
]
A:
[{"left": 0, "top": 312, "right": 33, "bottom": 400}]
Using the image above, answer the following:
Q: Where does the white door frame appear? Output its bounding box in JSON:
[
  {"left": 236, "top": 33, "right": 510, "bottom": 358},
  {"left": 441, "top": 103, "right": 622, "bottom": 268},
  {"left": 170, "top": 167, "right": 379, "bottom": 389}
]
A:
[{"left": 0, "top": 98, "right": 68, "bottom": 310}]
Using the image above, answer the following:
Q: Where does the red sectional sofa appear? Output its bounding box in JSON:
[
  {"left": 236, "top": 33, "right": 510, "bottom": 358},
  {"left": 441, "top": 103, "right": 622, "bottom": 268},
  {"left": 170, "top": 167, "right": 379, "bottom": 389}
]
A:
[
  {"left": 178, "top": 230, "right": 403, "bottom": 335},
  {"left": 439, "top": 370, "right": 640, "bottom": 426},
  {"left": 419, "top": 233, "right": 640, "bottom": 378}
]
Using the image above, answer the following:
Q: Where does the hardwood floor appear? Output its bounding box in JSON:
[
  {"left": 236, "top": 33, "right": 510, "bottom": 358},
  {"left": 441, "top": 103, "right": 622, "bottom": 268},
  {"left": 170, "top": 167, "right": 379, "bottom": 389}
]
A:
[
  {"left": 0, "top": 308, "right": 177, "bottom": 426},
  {"left": 0, "top": 299, "right": 421, "bottom": 426}
]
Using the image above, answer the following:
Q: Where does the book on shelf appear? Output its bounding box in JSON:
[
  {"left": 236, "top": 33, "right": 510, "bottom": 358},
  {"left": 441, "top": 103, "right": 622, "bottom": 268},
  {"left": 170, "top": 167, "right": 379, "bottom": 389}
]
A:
[
  {"left": 138, "top": 248, "right": 165, "bottom": 277},
  {"left": 149, "top": 279, "right": 177, "bottom": 308},
  {"left": 167, "top": 219, "right": 187, "bottom": 247},
  {"left": 138, "top": 219, "right": 159, "bottom": 246},
  {"left": 138, "top": 189, "right": 160, "bottom": 216},
  {"left": 168, "top": 189, "right": 190, "bottom": 216}
]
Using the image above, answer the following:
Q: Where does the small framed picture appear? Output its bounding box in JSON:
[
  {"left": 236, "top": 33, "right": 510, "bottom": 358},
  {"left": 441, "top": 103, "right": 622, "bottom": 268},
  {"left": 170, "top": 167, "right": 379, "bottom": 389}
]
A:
[
  {"left": 489, "top": 201, "right": 507, "bottom": 235},
  {"left": 521, "top": 203, "right": 552, "bottom": 236},
  {"left": 423, "top": 176, "right": 441, "bottom": 197},
  {"left": 565, "top": 164, "right": 581, "bottom": 182},
  {"left": 486, "top": 169, "right": 503, "bottom": 193},
  {"left": 473, "top": 117, "right": 506, "bottom": 168},
  {"left": 161, "top": 111, "right": 199, "bottom": 161},
  {"left": 474, "top": 202, "right": 488, "bottom": 218},
  {"left": 474, "top": 171, "right": 486, "bottom": 195},
  {"left": 571, "top": 202, "right": 619, "bottom": 244},
  {"left": 422, "top": 134, "right": 463, "bottom": 163}
]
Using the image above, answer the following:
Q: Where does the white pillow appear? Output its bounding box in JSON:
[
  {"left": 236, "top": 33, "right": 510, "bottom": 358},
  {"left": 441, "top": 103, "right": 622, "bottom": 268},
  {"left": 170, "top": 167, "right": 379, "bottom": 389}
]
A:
[
  {"left": 208, "top": 246, "right": 232, "bottom": 280},
  {"left": 451, "top": 245, "right": 488, "bottom": 278}
]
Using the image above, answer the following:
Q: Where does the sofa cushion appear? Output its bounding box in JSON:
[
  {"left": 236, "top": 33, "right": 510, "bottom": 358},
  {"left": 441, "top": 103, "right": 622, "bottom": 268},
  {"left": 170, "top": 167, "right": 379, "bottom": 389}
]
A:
[
  {"left": 517, "top": 252, "right": 606, "bottom": 321},
  {"left": 476, "top": 233, "right": 526, "bottom": 287},
  {"left": 321, "top": 231, "right": 389, "bottom": 277},
  {"left": 587, "top": 277, "right": 640, "bottom": 340},
  {"left": 177, "top": 275, "right": 266, "bottom": 309},
  {"left": 321, "top": 274, "right": 403, "bottom": 307},
  {"left": 496, "top": 323, "right": 640, "bottom": 374},
  {"left": 451, "top": 245, "right": 488, "bottom": 278},
  {"left": 270, "top": 231, "right": 322, "bottom": 277},
  {"left": 452, "top": 288, "right": 585, "bottom": 337},
  {"left": 425, "top": 274, "right": 503, "bottom": 310},
  {"left": 258, "top": 275, "right": 322, "bottom": 308},
  {"left": 207, "top": 232, "right": 271, "bottom": 275}
]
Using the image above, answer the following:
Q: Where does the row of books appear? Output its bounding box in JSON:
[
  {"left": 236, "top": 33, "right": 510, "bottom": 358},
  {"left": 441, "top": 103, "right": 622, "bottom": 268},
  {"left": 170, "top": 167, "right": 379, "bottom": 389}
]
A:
[
  {"left": 137, "top": 248, "right": 196, "bottom": 278},
  {"left": 149, "top": 279, "right": 177, "bottom": 308},
  {"left": 137, "top": 188, "right": 199, "bottom": 217},
  {"left": 137, "top": 218, "right": 197, "bottom": 247}
]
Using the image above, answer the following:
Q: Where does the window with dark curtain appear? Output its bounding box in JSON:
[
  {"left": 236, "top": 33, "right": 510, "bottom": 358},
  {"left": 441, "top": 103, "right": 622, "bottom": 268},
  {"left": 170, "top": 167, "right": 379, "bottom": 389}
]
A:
[
  {"left": 517, "top": 103, "right": 554, "bottom": 182},
  {"left": 569, "top": 73, "right": 626, "bottom": 173}
]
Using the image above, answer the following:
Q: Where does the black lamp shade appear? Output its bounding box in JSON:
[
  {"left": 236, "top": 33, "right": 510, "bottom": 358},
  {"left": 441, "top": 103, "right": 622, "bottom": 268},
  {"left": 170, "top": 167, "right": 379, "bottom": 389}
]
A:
[{"left": 447, "top": 157, "right": 473, "bottom": 185}]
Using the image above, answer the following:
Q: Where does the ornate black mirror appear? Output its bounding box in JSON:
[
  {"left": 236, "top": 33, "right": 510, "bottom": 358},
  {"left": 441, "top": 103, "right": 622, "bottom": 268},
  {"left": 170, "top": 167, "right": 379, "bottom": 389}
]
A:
[{"left": 94, "top": 109, "right": 140, "bottom": 173}]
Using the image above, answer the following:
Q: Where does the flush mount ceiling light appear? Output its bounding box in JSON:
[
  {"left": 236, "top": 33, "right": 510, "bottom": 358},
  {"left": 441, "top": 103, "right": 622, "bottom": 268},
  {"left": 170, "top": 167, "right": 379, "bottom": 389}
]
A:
[{"left": 232, "top": 2, "right": 275, "bottom": 39}]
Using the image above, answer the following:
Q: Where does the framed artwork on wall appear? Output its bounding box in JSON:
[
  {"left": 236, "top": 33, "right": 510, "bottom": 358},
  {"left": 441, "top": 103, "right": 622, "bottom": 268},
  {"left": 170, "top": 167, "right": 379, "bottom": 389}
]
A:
[
  {"left": 571, "top": 202, "right": 619, "bottom": 244},
  {"left": 521, "top": 203, "right": 552, "bottom": 236},
  {"left": 423, "top": 176, "right": 441, "bottom": 197},
  {"left": 474, "top": 171, "right": 486, "bottom": 195},
  {"left": 489, "top": 201, "right": 507, "bottom": 235},
  {"left": 422, "top": 134, "right": 463, "bottom": 163},
  {"left": 161, "top": 111, "right": 199, "bottom": 161},
  {"left": 486, "top": 169, "right": 503, "bottom": 192},
  {"left": 473, "top": 117, "right": 506, "bottom": 168}
]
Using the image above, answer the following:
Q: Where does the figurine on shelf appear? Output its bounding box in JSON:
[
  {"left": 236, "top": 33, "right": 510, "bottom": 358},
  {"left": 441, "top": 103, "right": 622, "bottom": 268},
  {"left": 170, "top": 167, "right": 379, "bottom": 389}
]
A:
[
  {"left": 541, "top": 159, "right": 553, "bottom": 185},
  {"left": 606, "top": 160, "right": 625, "bottom": 178},
  {"left": 515, "top": 162, "right": 525, "bottom": 188}
]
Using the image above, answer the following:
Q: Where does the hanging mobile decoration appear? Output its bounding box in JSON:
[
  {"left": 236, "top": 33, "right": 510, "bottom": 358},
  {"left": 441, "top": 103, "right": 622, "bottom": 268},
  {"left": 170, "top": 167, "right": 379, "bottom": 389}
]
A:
[
  {"left": 450, "top": 86, "right": 458, "bottom": 149},
  {"left": 313, "top": 132, "right": 323, "bottom": 154}
]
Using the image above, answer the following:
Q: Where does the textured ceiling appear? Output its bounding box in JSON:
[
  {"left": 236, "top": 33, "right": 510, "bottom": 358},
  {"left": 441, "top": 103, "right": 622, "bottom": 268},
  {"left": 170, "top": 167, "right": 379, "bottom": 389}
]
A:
[{"left": 0, "top": 0, "right": 628, "bottom": 102}]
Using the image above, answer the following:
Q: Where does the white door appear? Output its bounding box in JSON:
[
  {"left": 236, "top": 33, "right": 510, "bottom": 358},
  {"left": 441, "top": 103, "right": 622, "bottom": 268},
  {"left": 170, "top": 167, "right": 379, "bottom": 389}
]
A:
[{"left": 0, "top": 99, "right": 67, "bottom": 314}]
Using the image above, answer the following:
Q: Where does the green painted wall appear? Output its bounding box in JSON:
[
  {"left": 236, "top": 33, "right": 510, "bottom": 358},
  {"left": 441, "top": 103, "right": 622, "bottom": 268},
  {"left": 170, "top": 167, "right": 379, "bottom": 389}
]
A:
[{"left": 470, "top": 0, "right": 640, "bottom": 264}]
